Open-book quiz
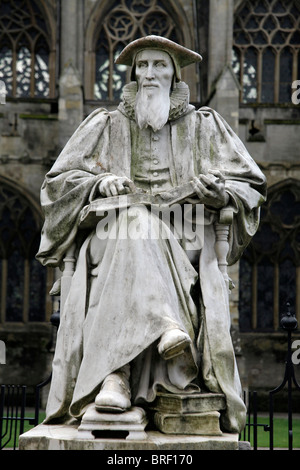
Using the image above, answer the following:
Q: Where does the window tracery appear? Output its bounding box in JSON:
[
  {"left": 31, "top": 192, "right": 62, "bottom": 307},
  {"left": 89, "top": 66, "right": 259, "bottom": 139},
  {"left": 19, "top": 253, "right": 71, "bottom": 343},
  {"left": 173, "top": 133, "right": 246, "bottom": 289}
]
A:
[
  {"left": 239, "top": 180, "right": 300, "bottom": 331},
  {"left": 0, "top": 181, "right": 49, "bottom": 323},
  {"left": 0, "top": 0, "right": 54, "bottom": 98},
  {"left": 232, "top": 0, "right": 300, "bottom": 103},
  {"left": 94, "top": 0, "right": 180, "bottom": 101}
]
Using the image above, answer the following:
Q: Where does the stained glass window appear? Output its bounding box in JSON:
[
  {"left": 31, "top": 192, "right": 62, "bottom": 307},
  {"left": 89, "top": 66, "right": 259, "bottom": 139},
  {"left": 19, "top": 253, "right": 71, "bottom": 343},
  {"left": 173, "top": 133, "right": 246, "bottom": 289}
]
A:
[
  {"left": 239, "top": 182, "right": 300, "bottom": 331},
  {"left": 0, "top": 42, "right": 13, "bottom": 96},
  {"left": 238, "top": 255, "right": 253, "bottom": 331},
  {"left": 29, "top": 257, "right": 47, "bottom": 321},
  {"left": 279, "top": 47, "right": 293, "bottom": 102},
  {"left": 6, "top": 246, "right": 24, "bottom": 322},
  {"left": 0, "top": 0, "right": 52, "bottom": 98},
  {"left": 243, "top": 47, "right": 258, "bottom": 102},
  {"left": 16, "top": 45, "right": 32, "bottom": 97},
  {"left": 94, "top": 0, "right": 180, "bottom": 100},
  {"left": 233, "top": 0, "right": 300, "bottom": 103},
  {"left": 0, "top": 181, "right": 48, "bottom": 323},
  {"left": 261, "top": 47, "right": 275, "bottom": 102}
]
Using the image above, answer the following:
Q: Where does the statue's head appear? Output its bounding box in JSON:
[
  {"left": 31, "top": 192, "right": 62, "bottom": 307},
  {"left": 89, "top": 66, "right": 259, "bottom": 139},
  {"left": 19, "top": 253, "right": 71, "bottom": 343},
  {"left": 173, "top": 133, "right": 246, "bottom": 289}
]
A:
[
  {"left": 115, "top": 35, "right": 202, "bottom": 87},
  {"left": 115, "top": 36, "right": 202, "bottom": 132}
]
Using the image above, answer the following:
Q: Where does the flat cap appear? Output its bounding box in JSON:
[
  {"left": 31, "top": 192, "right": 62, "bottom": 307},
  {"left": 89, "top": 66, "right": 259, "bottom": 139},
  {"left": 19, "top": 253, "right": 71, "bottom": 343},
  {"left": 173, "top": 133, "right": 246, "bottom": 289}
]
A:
[{"left": 115, "top": 35, "right": 202, "bottom": 69}]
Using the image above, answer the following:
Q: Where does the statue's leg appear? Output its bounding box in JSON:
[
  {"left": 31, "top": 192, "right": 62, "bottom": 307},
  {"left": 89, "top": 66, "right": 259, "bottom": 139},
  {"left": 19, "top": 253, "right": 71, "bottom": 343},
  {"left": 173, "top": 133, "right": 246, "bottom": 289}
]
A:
[{"left": 70, "top": 205, "right": 199, "bottom": 416}]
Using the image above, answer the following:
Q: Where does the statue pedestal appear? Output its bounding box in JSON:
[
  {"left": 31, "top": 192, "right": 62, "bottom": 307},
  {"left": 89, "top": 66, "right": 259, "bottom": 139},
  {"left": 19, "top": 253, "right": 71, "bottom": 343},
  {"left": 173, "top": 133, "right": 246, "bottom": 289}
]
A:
[
  {"left": 19, "top": 424, "right": 240, "bottom": 451},
  {"left": 77, "top": 405, "right": 148, "bottom": 441},
  {"left": 19, "top": 392, "right": 243, "bottom": 450}
]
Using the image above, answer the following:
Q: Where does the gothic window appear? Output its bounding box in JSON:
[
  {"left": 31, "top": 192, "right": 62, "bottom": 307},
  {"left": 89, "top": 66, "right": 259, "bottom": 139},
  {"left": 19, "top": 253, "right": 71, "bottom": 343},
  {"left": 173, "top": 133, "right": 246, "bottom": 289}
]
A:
[
  {"left": 0, "top": 0, "right": 55, "bottom": 99},
  {"left": 239, "top": 180, "right": 300, "bottom": 331},
  {"left": 93, "top": 0, "right": 180, "bottom": 101},
  {"left": 232, "top": 0, "right": 300, "bottom": 103},
  {"left": 0, "top": 180, "right": 51, "bottom": 323}
]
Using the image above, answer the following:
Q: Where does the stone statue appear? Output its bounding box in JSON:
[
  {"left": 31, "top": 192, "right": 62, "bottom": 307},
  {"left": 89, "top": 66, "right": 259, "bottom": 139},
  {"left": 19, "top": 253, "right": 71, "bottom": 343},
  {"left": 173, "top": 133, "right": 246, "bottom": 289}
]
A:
[{"left": 36, "top": 36, "right": 266, "bottom": 435}]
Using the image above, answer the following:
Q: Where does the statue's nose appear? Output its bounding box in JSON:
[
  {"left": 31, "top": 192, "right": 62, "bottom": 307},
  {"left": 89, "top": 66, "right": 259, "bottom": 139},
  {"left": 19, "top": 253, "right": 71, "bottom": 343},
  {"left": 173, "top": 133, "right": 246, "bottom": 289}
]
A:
[{"left": 145, "top": 64, "right": 155, "bottom": 79}]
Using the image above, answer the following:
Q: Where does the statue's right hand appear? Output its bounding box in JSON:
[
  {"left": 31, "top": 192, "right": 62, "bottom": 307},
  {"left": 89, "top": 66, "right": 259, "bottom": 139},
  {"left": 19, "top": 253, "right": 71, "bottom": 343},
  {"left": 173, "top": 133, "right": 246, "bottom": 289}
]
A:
[{"left": 99, "top": 175, "right": 136, "bottom": 197}]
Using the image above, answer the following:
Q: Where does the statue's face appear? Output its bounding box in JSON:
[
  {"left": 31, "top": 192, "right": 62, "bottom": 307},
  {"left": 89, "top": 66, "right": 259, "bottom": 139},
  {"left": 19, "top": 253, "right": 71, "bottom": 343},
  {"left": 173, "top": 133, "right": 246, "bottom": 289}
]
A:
[{"left": 135, "top": 49, "right": 174, "bottom": 94}]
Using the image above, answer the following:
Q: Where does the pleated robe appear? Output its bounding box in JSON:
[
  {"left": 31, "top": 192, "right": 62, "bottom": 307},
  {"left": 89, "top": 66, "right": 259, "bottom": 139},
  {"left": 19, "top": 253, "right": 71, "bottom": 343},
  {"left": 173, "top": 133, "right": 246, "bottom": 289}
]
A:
[{"left": 37, "top": 102, "right": 266, "bottom": 433}]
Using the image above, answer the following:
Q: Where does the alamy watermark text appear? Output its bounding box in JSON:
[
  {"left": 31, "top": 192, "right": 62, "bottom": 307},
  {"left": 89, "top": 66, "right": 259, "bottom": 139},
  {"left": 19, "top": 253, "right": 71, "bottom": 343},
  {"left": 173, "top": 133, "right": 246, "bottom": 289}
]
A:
[{"left": 292, "top": 80, "right": 300, "bottom": 105}]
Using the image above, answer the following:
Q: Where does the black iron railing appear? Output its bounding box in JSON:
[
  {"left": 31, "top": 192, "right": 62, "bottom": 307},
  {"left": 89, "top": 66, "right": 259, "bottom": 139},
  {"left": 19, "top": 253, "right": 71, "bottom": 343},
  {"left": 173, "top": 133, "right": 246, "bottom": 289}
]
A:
[
  {"left": 0, "top": 384, "right": 27, "bottom": 450},
  {"left": 0, "top": 373, "right": 52, "bottom": 450},
  {"left": 242, "top": 303, "right": 300, "bottom": 450},
  {"left": 0, "top": 312, "right": 56, "bottom": 450}
]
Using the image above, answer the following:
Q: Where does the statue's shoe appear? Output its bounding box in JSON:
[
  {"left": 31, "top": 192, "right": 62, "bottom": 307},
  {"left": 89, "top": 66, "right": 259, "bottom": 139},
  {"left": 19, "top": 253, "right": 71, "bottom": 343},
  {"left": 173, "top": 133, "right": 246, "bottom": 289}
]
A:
[
  {"left": 158, "top": 328, "right": 192, "bottom": 360},
  {"left": 95, "top": 373, "right": 131, "bottom": 413}
]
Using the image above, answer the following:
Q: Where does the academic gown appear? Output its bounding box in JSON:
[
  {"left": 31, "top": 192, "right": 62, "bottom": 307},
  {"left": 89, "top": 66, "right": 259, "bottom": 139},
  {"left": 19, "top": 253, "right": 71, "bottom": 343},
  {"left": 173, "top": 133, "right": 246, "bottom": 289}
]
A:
[{"left": 36, "top": 89, "right": 266, "bottom": 433}]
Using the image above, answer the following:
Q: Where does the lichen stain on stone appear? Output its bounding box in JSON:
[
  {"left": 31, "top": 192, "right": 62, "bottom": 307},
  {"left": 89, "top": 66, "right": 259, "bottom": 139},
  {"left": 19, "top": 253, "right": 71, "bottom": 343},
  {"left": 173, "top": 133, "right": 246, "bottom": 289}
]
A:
[{"left": 96, "top": 161, "right": 106, "bottom": 171}]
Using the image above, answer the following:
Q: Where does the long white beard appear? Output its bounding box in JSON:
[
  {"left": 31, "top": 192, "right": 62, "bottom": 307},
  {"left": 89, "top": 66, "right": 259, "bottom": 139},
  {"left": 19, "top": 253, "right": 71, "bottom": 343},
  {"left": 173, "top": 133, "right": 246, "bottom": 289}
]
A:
[{"left": 135, "top": 87, "right": 170, "bottom": 132}]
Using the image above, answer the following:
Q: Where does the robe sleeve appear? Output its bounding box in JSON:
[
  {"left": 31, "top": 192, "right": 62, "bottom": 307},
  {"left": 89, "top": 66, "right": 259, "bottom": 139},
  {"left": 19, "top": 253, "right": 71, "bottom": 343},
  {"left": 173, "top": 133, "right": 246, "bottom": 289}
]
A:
[
  {"left": 36, "top": 108, "right": 113, "bottom": 267},
  {"left": 195, "top": 107, "right": 267, "bottom": 265}
]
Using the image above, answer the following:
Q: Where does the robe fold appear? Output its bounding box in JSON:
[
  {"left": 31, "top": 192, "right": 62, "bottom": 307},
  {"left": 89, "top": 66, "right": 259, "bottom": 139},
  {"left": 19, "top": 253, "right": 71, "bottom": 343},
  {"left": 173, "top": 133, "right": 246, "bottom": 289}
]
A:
[{"left": 37, "top": 100, "right": 266, "bottom": 433}]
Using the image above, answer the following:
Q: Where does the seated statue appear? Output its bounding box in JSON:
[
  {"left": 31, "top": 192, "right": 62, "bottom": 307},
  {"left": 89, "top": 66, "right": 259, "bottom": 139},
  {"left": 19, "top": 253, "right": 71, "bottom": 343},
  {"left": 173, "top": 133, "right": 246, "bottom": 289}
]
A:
[{"left": 36, "top": 36, "right": 266, "bottom": 434}]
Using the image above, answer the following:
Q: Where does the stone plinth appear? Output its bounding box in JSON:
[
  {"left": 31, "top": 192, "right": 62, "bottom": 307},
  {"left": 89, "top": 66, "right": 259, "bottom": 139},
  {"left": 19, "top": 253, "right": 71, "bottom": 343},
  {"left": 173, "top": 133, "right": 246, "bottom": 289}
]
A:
[
  {"left": 77, "top": 405, "right": 148, "bottom": 441},
  {"left": 18, "top": 392, "right": 241, "bottom": 450},
  {"left": 19, "top": 424, "right": 239, "bottom": 451}
]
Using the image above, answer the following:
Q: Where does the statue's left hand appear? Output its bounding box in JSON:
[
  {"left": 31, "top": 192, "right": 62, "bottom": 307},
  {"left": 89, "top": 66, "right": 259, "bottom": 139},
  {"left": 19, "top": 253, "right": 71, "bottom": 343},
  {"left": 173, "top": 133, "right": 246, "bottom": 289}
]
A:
[{"left": 192, "top": 169, "right": 229, "bottom": 209}]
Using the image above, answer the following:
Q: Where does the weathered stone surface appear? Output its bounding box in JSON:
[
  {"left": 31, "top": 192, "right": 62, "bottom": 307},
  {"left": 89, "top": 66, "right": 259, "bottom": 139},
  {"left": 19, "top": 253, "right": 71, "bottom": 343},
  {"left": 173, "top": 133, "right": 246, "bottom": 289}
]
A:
[
  {"left": 19, "top": 424, "right": 240, "bottom": 451},
  {"left": 36, "top": 37, "right": 266, "bottom": 438},
  {"left": 150, "top": 392, "right": 226, "bottom": 414},
  {"left": 149, "top": 393, "right": 225, "bottom": 436},
  {"left": 78, "top": 405, "right": 148, "bottom": 441},
  {"left": 153, "top": 410, "right": 222, "bottom": 436}
]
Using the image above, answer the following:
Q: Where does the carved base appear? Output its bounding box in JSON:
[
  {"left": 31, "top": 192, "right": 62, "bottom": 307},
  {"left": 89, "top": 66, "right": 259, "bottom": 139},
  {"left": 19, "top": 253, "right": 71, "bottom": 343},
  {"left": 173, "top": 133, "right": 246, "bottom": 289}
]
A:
[
  {"left": 19, "top": 393, "right": 239, "bottom": 450},
  {"left": 19, "top": 424, "right": 240, "bottom": 451},
  {"left": 77, "top": 405, "right": 148, "bottom": 441}
]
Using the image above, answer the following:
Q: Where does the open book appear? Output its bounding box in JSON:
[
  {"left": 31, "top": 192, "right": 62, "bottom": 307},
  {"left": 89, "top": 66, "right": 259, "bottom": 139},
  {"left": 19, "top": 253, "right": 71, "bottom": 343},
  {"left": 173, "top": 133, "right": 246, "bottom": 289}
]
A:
[{"left": 79, "top": 181, "right": 196, "bottom": 228}]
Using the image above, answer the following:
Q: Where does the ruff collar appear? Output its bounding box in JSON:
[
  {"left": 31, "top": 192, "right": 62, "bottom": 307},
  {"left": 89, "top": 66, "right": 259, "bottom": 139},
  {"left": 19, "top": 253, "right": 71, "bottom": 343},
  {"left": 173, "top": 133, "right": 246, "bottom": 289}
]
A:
[{"left": 118, "top": 81, "right": 194, "bottom": 122}]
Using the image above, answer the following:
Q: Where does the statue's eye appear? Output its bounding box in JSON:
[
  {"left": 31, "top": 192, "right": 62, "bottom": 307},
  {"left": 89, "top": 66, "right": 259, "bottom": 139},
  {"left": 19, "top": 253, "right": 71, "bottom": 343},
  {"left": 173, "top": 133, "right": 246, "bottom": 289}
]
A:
[
  {"left": 155, "top": 61, "right": 166, "bottom": 68},
  {"left": 137, "top": 61, "right": 147, "bottom": 68}
]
